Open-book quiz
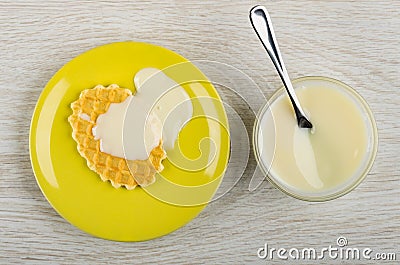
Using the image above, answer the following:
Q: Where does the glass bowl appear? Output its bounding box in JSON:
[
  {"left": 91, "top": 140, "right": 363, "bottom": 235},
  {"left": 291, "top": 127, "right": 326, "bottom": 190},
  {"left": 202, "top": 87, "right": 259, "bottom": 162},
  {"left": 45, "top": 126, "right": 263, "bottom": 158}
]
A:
[{"left": 253, "top": 76, "right": 378, "bottom": 202}]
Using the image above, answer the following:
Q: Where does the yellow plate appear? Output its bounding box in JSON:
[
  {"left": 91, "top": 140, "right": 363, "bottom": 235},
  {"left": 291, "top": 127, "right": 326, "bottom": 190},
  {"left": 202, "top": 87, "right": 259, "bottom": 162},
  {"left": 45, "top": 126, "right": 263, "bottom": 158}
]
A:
[{"left": 29, "top": 42, "right": 230, "bottom": 241}]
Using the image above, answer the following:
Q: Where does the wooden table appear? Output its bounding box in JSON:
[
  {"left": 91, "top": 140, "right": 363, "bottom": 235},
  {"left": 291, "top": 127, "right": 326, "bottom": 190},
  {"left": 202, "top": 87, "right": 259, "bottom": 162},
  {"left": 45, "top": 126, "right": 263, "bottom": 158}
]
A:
[{"left": 1, "top": 1, "right": 399, "bottom": 264}]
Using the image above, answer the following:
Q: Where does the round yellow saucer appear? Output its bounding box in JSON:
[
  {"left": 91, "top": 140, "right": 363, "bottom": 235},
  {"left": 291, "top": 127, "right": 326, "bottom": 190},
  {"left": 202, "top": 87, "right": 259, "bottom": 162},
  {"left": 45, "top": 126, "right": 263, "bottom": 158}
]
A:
[{"left": 29, "top": 42, "right": 230, "bottom": 241}]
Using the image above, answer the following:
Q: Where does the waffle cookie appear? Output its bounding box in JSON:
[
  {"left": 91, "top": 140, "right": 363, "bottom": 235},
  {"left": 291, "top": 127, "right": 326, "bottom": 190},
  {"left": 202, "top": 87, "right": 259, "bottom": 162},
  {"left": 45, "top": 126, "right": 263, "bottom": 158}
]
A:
[{"left": 68, "top": 84, "right": 166, "bottom": 189}]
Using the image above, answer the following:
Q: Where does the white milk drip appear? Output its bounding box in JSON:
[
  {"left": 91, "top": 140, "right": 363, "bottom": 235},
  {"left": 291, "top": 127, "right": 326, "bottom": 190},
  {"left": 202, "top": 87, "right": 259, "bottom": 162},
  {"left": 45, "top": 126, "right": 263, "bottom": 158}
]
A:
[{"left": 92, "top": 68, "right": 193, "bottom": 160}]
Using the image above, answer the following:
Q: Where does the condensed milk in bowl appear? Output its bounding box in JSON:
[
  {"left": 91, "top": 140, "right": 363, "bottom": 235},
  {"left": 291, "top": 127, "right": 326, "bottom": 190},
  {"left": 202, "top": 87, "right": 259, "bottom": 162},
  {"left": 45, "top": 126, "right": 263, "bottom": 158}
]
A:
[{"left": 253, "top": 76, "right": 378, "bottom": 201}]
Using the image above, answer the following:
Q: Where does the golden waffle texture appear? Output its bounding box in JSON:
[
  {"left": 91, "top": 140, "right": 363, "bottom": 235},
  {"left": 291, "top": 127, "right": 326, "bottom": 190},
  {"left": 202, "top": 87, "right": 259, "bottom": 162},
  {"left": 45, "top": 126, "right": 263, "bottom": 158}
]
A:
[{"left": 68, "top": 84, "right": 166, "bottom": 189}]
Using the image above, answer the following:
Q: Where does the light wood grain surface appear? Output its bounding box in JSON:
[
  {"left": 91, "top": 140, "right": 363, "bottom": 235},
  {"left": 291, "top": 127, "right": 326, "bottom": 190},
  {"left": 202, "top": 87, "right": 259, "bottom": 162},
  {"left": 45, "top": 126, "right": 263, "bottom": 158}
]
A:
[{"left": 1, "top": 1, "right": 399, "bottom": 264}]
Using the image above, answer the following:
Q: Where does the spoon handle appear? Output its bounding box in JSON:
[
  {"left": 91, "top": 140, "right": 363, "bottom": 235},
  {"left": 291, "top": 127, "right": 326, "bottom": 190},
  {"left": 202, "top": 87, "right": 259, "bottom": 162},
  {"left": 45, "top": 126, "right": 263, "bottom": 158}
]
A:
[{"left": 249, "top": 6, "right": 312, "bottom": 128}]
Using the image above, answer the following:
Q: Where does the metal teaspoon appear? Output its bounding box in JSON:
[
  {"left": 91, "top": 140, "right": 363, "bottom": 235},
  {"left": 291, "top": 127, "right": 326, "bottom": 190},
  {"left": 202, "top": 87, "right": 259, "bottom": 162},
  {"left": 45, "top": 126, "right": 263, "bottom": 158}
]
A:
[{"left": 250, "top": 5, "right": 313, "bottom": 129}]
